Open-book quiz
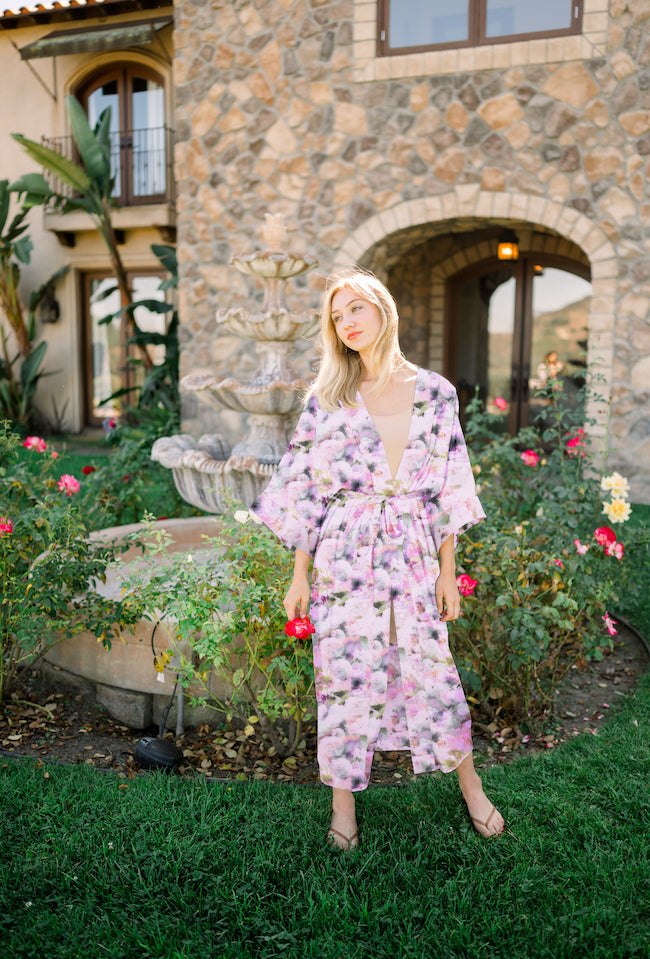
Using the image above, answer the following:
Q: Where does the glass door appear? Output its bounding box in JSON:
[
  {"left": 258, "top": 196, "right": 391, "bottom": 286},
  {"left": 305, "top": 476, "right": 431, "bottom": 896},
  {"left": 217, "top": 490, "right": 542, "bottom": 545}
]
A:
[
  {"left": 84, "top": 272, "right": 166, "bottom": 423},
  {"left": 448, "top": 255, "right": 591, "bottom": 433}
]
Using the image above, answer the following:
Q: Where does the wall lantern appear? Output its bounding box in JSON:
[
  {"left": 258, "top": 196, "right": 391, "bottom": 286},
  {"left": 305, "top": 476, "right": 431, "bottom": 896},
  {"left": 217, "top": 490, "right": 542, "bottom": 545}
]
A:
[
  {"left": 497, "top": 230, "right": 519, "bottom": 261},
  {"left": 39, "top": 289, "right": 60, "bottom": 324}
]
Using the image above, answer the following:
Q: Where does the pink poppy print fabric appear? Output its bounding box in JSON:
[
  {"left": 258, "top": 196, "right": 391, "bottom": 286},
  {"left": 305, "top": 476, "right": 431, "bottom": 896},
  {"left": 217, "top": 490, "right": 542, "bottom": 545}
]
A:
[{"left": 251, "top": 368, "right": 484, "bottom": 791}]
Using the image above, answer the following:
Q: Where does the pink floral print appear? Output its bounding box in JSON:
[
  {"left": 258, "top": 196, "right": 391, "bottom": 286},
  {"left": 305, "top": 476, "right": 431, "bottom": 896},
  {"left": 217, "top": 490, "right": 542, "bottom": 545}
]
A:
[{"left": 252, "top": 369, "right": 484, "bottom": 791}]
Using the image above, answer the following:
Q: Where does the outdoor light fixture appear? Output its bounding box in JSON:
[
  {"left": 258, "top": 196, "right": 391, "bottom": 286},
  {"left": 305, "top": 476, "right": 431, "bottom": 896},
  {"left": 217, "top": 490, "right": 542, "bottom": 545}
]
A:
[
  {"left": 39, "top": 289, "right": 60, "bottom": 324},
  {"left": 497, "top": 230, "right": 519, "bottom": 261}
]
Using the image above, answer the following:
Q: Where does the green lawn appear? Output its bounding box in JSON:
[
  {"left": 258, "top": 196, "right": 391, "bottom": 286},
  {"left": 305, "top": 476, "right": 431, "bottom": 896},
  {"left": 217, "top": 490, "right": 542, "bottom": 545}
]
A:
[{"left": 2, "top": 671, "right": 648, "bottom": 959}]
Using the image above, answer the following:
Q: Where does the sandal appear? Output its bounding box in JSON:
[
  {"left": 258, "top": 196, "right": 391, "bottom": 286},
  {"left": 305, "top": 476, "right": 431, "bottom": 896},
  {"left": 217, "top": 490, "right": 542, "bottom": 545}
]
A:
[
  {"left": 326, "top": 826, "right": 360, "bottom": 851},
  {"left": 470, "top": 803, "right": 504, "bottom": 838}
]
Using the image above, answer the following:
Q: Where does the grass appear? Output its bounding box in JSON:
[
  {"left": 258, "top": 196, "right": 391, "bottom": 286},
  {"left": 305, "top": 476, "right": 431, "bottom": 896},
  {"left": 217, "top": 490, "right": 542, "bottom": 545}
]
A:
[{"left": 1, "top": 672, "right": 649, "bottom": 959}]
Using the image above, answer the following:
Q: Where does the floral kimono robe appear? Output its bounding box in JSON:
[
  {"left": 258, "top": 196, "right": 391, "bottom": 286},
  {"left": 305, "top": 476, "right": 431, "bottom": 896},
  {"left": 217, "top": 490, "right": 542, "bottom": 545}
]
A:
[{"left": 251, "top": 367, "right": 484, "bottom": 792}]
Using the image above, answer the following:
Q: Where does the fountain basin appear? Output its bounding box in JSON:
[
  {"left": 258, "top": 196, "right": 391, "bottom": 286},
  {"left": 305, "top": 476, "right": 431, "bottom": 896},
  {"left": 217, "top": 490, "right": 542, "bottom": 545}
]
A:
[
  {"left": 43, "top": 518, "right": 233, "bottom": 728},
  {"left": 216, "top": 308, "right": 319, "bottom": 342},
  {"left": 151, "top": 437, "right": 276, "bottom": 512},
  {"left": 181, "top": 374, "right": 306, "bottom": 416}
]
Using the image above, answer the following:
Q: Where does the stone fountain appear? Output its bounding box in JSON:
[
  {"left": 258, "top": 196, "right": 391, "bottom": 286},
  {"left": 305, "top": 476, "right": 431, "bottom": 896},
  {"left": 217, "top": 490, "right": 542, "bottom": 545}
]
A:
[{"left": 152, "top": 215, "right": 319, "bottom": 512}]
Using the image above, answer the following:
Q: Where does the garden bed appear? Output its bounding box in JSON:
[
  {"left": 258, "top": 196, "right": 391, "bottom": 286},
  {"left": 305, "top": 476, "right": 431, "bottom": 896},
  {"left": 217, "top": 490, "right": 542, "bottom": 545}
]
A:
[{"left": 2, "top": 622, "right": 646, "bottom": 785}]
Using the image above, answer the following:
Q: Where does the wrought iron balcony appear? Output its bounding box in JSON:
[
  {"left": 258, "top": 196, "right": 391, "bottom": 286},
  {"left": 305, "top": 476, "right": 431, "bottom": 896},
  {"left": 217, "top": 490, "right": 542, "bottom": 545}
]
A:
[{"left": 42, "top": 125, "right": 176, "bottom": 207}]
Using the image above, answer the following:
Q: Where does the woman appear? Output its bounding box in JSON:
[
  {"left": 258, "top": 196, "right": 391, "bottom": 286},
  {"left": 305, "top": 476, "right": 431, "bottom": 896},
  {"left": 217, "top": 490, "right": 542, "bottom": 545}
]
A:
[{"left": 251, "top": 269, "right": 505, "bottom": 848}]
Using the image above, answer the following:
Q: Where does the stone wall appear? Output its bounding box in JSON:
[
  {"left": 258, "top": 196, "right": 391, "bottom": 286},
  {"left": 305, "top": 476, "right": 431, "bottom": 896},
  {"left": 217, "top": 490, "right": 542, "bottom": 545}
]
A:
[{"left": 173, "top": 0, "right": 650, "bottom": 499}]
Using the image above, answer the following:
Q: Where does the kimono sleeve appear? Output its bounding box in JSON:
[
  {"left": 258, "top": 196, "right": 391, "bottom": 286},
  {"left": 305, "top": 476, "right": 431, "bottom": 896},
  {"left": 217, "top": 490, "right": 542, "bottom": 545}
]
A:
[
  {"left": 249, "top": 396, "right": 325, "bottom": 557},
  {"left": 430, "top": 392, "right": 485, "bottom": 554}
]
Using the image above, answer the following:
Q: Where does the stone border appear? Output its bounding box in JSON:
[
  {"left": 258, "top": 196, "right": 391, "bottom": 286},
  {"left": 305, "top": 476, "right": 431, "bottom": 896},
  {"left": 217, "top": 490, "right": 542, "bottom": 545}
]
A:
[{"left": 353, "top": 0, "right": 610, "bottom": 83}]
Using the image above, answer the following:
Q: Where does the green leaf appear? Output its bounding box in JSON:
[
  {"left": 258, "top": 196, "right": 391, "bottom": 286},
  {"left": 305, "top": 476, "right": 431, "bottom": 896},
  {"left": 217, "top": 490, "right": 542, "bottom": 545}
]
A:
[
  {"left": 117, "top": 299, "right": 173, "bottom": 318},
  {"left": 20, "top": 340, "right": 47, "bottom": 391},
  {"left": 11, "top": 133, "right": 92, "bottom": 194},
  {"left": 151, "top": 244, "right": 178, "bottom": 286},
  {"left": 13, "top": 235, "right": 33, "bottom": 265},
  {"left": 0, "top": 179, "right": 9, "bottom": 235},
  {"left": 9, "top": 172, "right": 52, "bottom": 206},
  {"left": 66, "top": 95, "right": 111, "bottom": 187},
  {"left": 28, "top": 264, "right": 70, "bottom": 313}
]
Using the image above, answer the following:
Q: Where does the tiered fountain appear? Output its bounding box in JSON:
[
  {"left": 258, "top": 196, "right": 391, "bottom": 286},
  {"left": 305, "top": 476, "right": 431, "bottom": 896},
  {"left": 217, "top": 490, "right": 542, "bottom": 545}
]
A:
[{"left": 152, "top": 214, "right": 319, "bottom": 511}]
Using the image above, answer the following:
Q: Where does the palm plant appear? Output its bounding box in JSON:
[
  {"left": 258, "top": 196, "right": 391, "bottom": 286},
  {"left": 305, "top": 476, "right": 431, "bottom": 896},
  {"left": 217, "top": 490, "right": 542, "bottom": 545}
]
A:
[
  {"left": 0, "top": 178, "right": 67, "bottom": 426},
  {"left": 11, "top": 95, "right": 154, "bottom": 371}
]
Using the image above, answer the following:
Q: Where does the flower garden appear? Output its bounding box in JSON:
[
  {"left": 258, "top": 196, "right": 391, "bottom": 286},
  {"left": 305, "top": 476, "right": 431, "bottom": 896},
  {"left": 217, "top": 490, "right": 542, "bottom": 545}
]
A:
[
  {"left": 1, "top": 379, "right": 648, "bottom": 754},
  {"left": 1, "top": 377, "right": 649, "bottom": 959}
]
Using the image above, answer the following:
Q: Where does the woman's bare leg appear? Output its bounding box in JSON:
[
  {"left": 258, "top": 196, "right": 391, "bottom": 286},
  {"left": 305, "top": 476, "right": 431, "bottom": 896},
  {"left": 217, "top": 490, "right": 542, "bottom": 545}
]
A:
[
  {"left": 328, "top": 787, "right": 359, "bottom": 849},
  {"left": 456, "top": 753, "right": 505, "bottom": 837}
]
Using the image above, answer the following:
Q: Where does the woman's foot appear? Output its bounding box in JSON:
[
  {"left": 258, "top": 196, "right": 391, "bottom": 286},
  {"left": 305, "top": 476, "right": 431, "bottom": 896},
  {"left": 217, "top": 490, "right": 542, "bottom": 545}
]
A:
[
  {"left": 456, "top": 759, "right": 505, "bottom": 838},
  {"left": 327, "top": 808, "right": 359, "bottom": 850},
  {"left": 460, "top": 776, "right": 505, "bottom": 837},
  {"left": 328, "top": 789, "right": 359, "bottom": 850}
]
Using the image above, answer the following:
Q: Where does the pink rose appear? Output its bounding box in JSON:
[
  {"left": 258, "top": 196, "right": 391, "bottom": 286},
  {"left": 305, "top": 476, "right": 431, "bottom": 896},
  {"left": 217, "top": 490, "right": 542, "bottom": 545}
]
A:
[
  {"left": 553, "top": 559, "right": 564, "bottom": 569},
  {"left": 285, "top": 616, "right": 316, "bottom": 639},
  {"left": 456, "top": 574, "right": 478, "bottom": 597},
  {"left": 605, "top": 541, "right": 624, "bottom": 560},
  {"left": 521, "top": 449, "right": 540, "bottom": 467},
  {"left": 51, "top": 451, "right": 59, "bottom": 460},
  {"left": 574, "top": 539, "right": 589, "bottom": 555},
  {"left": 602, "top": 613, "right": 617, "bottom": 637},
  {"left": 494, "top": 397, "right": 508, "bottom": 411},
  {"left": 0, "top": 517, "right": 13, "bottom": 537},
  {"left": 57, "top": 474, "right": 80, "bottom": 496},
  {"left": 594, "top": 526, "right": 616, "bottom": 546},
  {"left": 23, "top": 436, "right": 47, "bottom": 453},
  {"left": 566, "top": 436, "right": 586, "bottom": 456}
]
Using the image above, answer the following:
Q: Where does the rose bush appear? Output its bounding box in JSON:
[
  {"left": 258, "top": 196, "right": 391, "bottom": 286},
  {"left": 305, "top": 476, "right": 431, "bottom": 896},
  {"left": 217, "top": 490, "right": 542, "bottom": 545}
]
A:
[
  {"left": 0, "top": 423, "right": 139, "bottom": 702},
  {"left": 452, "top": 382, "right": 647, "bottom": 730},
  {"left": 122, "top": 510, "right": 315, "bottom": 757}
]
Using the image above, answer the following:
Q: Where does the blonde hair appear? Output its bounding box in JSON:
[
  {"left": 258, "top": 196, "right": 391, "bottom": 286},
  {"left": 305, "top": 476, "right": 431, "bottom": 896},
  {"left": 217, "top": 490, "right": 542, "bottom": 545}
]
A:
[{"left": 307, "top": 268, "right": 407, "bottom": 411}]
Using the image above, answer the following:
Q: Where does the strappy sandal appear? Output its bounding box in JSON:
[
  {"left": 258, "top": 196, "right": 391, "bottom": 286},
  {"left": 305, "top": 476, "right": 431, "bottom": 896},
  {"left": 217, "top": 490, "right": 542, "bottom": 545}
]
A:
[
  {"left": 326, "top": 826, "right": 360, "bottom": 851},
  {"left": 470, "top": 803, "right": 504, "bottom": 838}
]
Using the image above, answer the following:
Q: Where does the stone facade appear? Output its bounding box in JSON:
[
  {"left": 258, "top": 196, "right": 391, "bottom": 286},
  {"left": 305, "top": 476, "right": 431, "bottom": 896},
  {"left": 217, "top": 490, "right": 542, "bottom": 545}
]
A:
[{"left": 173, "top": 0, "right": 650, "bottom": 500}]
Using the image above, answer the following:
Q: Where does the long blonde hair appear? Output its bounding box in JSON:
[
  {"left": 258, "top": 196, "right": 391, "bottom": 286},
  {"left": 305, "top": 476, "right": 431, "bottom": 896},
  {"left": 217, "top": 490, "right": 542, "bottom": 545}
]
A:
[{"left": 308, "top": 268, "right": 407, "bottom": 411}]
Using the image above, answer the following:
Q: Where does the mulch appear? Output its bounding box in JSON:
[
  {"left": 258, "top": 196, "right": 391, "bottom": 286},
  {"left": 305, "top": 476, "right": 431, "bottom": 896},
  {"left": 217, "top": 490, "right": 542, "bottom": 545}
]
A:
[{"left": 1, "top": 623, "right": 647, "bottom": 786}]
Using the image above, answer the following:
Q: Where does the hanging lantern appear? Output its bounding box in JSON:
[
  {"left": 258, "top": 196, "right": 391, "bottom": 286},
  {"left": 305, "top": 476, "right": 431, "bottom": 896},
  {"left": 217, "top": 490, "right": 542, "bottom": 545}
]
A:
[{"left": 497, "top": 230, "right": 519, "bottom": 261}]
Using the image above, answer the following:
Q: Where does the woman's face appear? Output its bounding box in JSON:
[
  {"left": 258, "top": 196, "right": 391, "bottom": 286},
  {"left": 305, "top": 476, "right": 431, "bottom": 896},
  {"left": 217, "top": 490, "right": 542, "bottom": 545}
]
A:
[{"left": 330, "top": 287, "right": 383, "bottom": 355}]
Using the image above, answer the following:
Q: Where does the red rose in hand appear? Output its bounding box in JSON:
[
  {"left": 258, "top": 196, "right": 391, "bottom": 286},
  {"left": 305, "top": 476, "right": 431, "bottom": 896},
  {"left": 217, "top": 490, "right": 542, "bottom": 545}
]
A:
[
  {"left": 456, "top": 574, "right": 478, "bottom": 597},
  {"left": 285, "top": 616, "right": 315, "bottom": 639}
]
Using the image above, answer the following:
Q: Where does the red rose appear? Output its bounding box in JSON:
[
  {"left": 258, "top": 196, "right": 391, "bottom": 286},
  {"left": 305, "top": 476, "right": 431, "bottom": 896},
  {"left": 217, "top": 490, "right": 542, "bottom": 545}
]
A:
[
  {"left": 594, "top": 526, "right": 616, "bottom": 546},
  {"left": 285, "top": 616, "right": 316, "bottom": 639},
  {"left": 81, "top": 465, "right": 96, "bottom": 475},
  {"left": 456, "top": 574, "right": 478, "bottom": 597}
]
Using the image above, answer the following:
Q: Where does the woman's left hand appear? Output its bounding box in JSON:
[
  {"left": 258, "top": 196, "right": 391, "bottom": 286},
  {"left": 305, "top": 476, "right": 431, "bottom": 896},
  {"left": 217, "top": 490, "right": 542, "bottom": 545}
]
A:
[{"left": 435, "top": 571, "right": 461, "bottom": 621}]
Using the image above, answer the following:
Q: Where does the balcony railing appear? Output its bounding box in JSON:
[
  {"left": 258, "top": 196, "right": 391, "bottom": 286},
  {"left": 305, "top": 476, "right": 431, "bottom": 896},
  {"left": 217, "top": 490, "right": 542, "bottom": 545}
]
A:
[{"left": 42, "top": 125, "right": 176, "bottom": 207}]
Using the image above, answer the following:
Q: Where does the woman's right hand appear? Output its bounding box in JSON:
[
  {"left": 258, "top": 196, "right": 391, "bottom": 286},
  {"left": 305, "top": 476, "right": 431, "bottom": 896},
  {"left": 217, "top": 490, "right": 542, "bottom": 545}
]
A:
[{"left": 283, "top": 575, "right": 310, "bottom": 620}]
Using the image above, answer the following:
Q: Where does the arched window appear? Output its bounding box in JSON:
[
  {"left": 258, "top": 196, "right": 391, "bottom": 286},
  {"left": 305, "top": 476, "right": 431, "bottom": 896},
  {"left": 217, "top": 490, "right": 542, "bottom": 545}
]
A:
[{"left": 77, "top": 64, "right": 169, "bottom": 205}]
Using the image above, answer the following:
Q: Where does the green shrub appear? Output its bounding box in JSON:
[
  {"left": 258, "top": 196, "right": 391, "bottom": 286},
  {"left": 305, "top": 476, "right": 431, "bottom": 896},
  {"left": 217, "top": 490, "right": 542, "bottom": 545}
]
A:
[
  {"left": 122, "top": 511, "right": 315, "bottom": 757},
  {"left": 0, "top": 423, "right": 140, "bottom": 702},
  {"left": 453, "top": 384, "right": 647, "bottom": 729}
]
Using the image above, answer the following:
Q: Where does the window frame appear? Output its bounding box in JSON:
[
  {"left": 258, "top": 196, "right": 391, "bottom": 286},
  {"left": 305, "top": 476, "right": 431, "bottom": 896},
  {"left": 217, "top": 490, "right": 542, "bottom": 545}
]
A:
[
  {"left": 81, "top": 268, "right": 168, "bottom": 425},
  {"left": 377, "top": 0, "right": 583, "bottom": 57},
  {"left": 77, "top": 64, "right": 168, "bottom": 207}
]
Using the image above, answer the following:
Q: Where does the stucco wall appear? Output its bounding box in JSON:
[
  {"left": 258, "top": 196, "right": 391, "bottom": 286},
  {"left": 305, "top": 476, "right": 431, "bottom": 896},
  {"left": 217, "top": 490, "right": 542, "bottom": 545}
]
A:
[
  {"left": 0, "top": 14, "right": 173, "bottom": 431},
  {"left": 173, "top": 0, "right": 650, "bottom": 500}
]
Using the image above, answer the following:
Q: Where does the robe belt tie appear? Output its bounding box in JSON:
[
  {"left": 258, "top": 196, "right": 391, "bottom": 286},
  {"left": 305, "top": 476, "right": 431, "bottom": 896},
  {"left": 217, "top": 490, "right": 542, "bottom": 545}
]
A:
[{"left": 335, "top": 489, "right": 429, "bottom": 541}]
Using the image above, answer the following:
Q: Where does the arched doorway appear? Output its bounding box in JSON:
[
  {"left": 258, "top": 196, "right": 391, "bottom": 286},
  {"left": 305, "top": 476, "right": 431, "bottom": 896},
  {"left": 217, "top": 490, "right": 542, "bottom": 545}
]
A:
[
  {"left": 77, "top": 64, "right": 167, "bottom": 205},
  {"left": 447, "top": 254, "right": 591, "bottom": 432}
]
